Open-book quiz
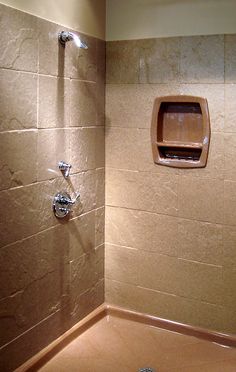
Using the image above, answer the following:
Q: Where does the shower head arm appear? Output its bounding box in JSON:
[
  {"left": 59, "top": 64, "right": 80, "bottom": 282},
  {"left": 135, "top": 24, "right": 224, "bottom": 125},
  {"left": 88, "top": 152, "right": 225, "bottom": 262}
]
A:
[{"left": 58, "top": 31, "right": 88, "bottom": 49}]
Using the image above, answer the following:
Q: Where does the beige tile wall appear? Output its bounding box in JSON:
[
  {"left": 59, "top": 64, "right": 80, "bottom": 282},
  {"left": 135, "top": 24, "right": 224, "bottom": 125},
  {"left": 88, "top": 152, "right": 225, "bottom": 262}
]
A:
[
  {"left": 0, "top": 3, "right": 105, "bottom": 371},
  {"left": 105, "top": 34, "right": 236, "bottom": 335}
]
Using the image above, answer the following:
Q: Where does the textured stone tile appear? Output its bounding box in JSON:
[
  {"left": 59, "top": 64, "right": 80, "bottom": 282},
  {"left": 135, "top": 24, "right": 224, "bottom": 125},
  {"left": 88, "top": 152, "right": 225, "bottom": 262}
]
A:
[
  {"left": 177, "top": 219, "right": 223, "bottom": 266},
  {"left": 95, "top": 168, "right": 105, "bottom": 208},
  {"left": 37, "top": 129, "right": 70, "bottom": 181},
  {"left": 95, "top": 207, "right": 105, "bottom": 247},
  {"left": 222, "top": 267, "right": 236, "bottom": 310},
  {"left": 180, "top": 84, "right": 224, "bottom": 132},
  {"left": 106, "top": 40, "right": 140, "bottom": 84},
  {"left": 70, "top": 127, "right": 104, "bottom": 174},
  {"left": 180, "top": 35, "right": 224, "bottom": 83},
  {"left": 70, "top": 245, "right": 104, "bottom": 297},
  {"left": 180, "top": 132, "right": 224, "bottom": 180},
  {"left": 106, "top": 84, "right": 181, "bottom": 128},
  {"left": 106, "top": 169, "right": 178, "bottom": 216},
  {"left": 222, "top": 226, "right": 236, "bottom": 267},
  {"left": 64, "top": 33, "right": 97, "bottom": 81},
  {"left": 105, "top": 244, "right": 138, "bottom": 285},
  {"left": 105, "top": 206, "right": 179, "bottom": 256},
  {"left": 178, "top": 176, "right": 224, "bottom": 224},
  {"left": 96, "top": 39, "right": 106, "bottom": 126},
  {"left": 105, "top": 279, "right": 223, "bottom": 332},
  {"left": 0, "top": 130, "right": 37, "bottom": 190},
  {"left": 0, "top": 70, "right": 37, "bottom": 132},
  {"left": 138, "top": 252, "right": 223, "bottom": 305},
  {"left": 225, "top": 84, "right": 236, "bottom": 133},
  {"left": 70, "top": 80, "right": 97, "bottom": 126},
  {"left": 139, "top": 37, "right": 180, "bottom": 83},
  {"left": 38, "top": 18, "right": 65, "bottom": 76},
  {"left": 224, "top": 180, "right": 236, "bottom": 226},
  {"left": 224, "top": 133, "right": 236, "bottom": 181},
  {"left": 67, "top": 211, "right": 96, "bottom": 261},
  {"left": 38, "top": 75, "right": 70, "bottom": 128},
  {"left": 0, "top": 3, "right": 38, "bottom": 72},
  {"left": 225, "top": 34, "right": 236, "bottom": 83}
]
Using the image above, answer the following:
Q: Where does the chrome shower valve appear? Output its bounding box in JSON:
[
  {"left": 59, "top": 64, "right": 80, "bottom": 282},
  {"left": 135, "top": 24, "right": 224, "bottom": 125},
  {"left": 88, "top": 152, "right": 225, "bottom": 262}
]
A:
[{"left": 53, "top": 191, "right": 80, "bottom": 218}]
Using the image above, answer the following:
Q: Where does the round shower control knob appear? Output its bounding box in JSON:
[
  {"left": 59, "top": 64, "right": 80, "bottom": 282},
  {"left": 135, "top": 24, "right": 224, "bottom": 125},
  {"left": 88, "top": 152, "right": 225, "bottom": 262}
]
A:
[{"left": 53, "top": 191, "right": 80, "bottom": 218}]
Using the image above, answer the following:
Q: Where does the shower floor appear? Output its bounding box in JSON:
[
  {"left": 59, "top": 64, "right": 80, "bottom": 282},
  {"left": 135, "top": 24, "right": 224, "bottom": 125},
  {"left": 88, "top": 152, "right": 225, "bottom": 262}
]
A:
[{"left": 35, "top": 308, "right": 236, "bottom": 372}]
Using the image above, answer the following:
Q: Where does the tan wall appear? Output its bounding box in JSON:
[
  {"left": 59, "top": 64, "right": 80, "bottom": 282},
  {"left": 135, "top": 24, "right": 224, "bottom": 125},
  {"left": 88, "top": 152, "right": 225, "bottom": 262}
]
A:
[
  {"left": 105, "top": 35, "right": 236, "bottom": 334},
  {"left": 107, "top": 0, "right": 236, "bottom": 40},
  {"left": 0, "top": 4, "right": 105, "bottom": 370},
  {"left": 0, "top": 0, "right": 106, "bottom": 39}
]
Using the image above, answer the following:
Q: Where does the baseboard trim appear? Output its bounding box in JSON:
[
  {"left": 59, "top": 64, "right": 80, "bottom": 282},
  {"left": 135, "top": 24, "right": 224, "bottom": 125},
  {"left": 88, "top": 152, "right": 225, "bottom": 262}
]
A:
[{"left": 16, "top": 303, "right": 236, "bottom": 371}]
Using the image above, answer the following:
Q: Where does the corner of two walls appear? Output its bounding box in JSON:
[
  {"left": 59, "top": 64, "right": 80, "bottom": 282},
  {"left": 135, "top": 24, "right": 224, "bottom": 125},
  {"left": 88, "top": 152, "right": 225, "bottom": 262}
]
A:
[
  {"left": 0, "top": 3, "right": 105, "bottom": 370},
  {"left": 105, "top": 35, "right": 236, "bottom": 335}
]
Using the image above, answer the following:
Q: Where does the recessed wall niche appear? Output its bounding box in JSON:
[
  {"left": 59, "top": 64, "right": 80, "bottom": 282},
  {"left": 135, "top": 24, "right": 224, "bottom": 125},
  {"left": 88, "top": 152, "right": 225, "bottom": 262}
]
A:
[{"left": 151, "top": 95, "right": 211, "bottom": 168}]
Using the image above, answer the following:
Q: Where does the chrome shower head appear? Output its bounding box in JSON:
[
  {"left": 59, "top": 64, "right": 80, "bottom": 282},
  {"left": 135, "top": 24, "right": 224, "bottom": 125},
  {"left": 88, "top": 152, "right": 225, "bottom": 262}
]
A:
[{"left": 58, "top": 31, "right": 88, "bottom": 49}]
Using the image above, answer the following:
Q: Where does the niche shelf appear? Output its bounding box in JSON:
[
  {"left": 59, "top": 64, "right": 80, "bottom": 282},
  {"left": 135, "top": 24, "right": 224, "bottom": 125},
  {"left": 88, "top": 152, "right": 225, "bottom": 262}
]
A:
[{"left": 151, "top": 95, "right": 210, "bottom": 168}]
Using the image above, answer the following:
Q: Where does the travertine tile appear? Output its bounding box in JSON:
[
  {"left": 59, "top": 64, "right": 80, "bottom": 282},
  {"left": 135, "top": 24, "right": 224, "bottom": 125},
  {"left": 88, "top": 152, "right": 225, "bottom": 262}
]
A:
[
  {"left": 105, "top": 206, "right": 179, "bottom": 256},
  {"left": 67, "top": 211, "right": 96, "bottom": 261},
  {"left": 37, "top": 128, "right": 70, "bottom": 181},
  {"left": 106, "top": 84, "right": 181, "bottom": 128},
  {"left": 70, "top": 127, "right": 104, "bottom": 174},
  {"left": 225, "top": 84, "right": 236, "bottom": 132},
  {"left": 70, "top": 80, "right": 97, "bottom": 126},
  {"left": 180, "top": 35, "right": 224, "bottom": 83},
  {"left": 180, "top": 84, "right": 224, "bottom": 132},
  {"left": 95, "top": 207, "right": 105, "bottom": 247},
  {"left": 0, "top": 3, "right": 38, "bottom": 72},
  {"left": 70, "top": 245, "right": 104, "bottom": 298},
  {"left": 105, "top": 279, "right": 223, "bottom": 332},
  {"left": 106, "top": 168, "right": 178, "bottom": 216},
  {"left": 222, "top": 226, "right": 236, "bottom": 267},
  {"left": 178, "top": 176, "right": 224, "bottom": 224},
  {"left": 106, "top": 40, "right": 140, "bottom": 84},
  {"left": 0, "top": 130, "right": 37, "bottom": 190},
  {"left": 38, "top": 76, "right": 70, "bottom": 128},
  {"left": 64, "top": 33, "right": 97, "bottom": 81},
  {"left": 224, "top": 180, "right": 236, "bottom": 226},
  {"left": 0, "top": 70, "right": 37, "bottom": 132},
  {"left": 105, "top": 244, "right": 138, "bottom": 285},
  {"left": 95, "top": 168, "right": 105, "bottom": 208},
  {"left": 137, "top": 252, "right": 223, "bottom": 305},
  {"left": 224, "top": 133, "right": 236, "bottom": 181},
  {"left": 38, "top": 18, "right": 65, "bottom": 76},
  {"left": 225, "top": 34, "right": 236, "bottom": 83},
  {"left": 177, "top": 219, "right": 223, "bottom": 265},
  {"left": 96, "top": 39, "right": 106, "bottom": 126},
  {"left": 139, "top": 37, "right": 180, "bottom": 83},
  {"left": 222, "top": 267, "right": 236, "bottom": 310}
]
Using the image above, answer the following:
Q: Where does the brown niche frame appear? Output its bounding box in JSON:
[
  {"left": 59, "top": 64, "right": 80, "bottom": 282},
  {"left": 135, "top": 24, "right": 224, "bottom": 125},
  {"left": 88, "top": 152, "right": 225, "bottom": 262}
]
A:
[{"left": 151, "top": 95, "right": 211, "bottom": 168}]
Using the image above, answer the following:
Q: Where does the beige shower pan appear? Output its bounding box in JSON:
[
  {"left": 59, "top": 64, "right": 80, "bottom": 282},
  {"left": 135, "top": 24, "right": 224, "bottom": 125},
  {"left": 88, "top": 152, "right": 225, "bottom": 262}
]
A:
[{"left": 16, "top": 305, "right": 236, "bottom": 372}]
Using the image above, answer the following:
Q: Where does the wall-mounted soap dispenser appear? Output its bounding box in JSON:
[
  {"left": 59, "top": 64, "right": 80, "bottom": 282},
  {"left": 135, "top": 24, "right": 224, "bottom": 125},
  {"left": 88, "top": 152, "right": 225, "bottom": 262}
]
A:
[{"left": 151, "top": 95, "right": 210, "bottom": 168}]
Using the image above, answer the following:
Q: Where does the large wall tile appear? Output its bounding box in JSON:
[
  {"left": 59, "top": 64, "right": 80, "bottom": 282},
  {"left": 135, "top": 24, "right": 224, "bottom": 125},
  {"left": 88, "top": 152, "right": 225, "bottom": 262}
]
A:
[
  {"left": 222, "top": 226, "right": 236, "bottom": 267},
  {"left": 139, "top": 37, "right": 180, "bottom": 83},
  {"left": 106, "top": 84, "right": 181, "bottom": 128},
  {"left": 106, "top": 40, "right": 140, "bottom": 84},
  {"left": 105, "top": 244, "right": 138, "bottom": 285},
  {"left": 105, "top": 206, "right": 179, "bottom": 256},
  {"left": 106, "top": 168, "right": 178, "bottom": 216},
  {"left": 180, "top": 35, "right": 224, "bottom": 83},
  {"left": 224, "top": 180, "right": 236, "bottom": 226},
  {"left": 225, "top": 84, "right": 236, "bottom": 132},
  {"left": 70, "top": 80, "right": 97, "bottom": 126},
  {"left": 37, "top": 129, "right": 70, "bottom": 181},
  {"left": 177, "top": 219, "right": 223, "bottom": 266},
  {"left": 180, "top": 84, "right": 224, "bottom": 132},
  {"left": 178, "top": 177, "right": 224, "bottom": 224},
  {"left": 224, "top": 133, "right": 236, "bottom": 181},
  {"left": 0, "top": 130, "right": 37, "bottom": 190},
  {"left": 38, "top": 76, "right": 70, "bottom": 128},
  {"left": 95, "top": 207, "right": 105, "bottom": 247},
  {"left": 0, "top": 70, "right": 37, "bottom": 132},
  {"left": 0, "top": 3, "right": 38, "bottom": 72},
  {"left": 225, "top": 34, "right": 236, "bottom": 83}
]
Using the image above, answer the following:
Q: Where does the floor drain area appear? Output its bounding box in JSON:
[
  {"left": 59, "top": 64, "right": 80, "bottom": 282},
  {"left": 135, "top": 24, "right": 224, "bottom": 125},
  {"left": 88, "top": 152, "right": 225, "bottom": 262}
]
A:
[{"left": 139, "top": 368, "right": 156, "bottom": 372}]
